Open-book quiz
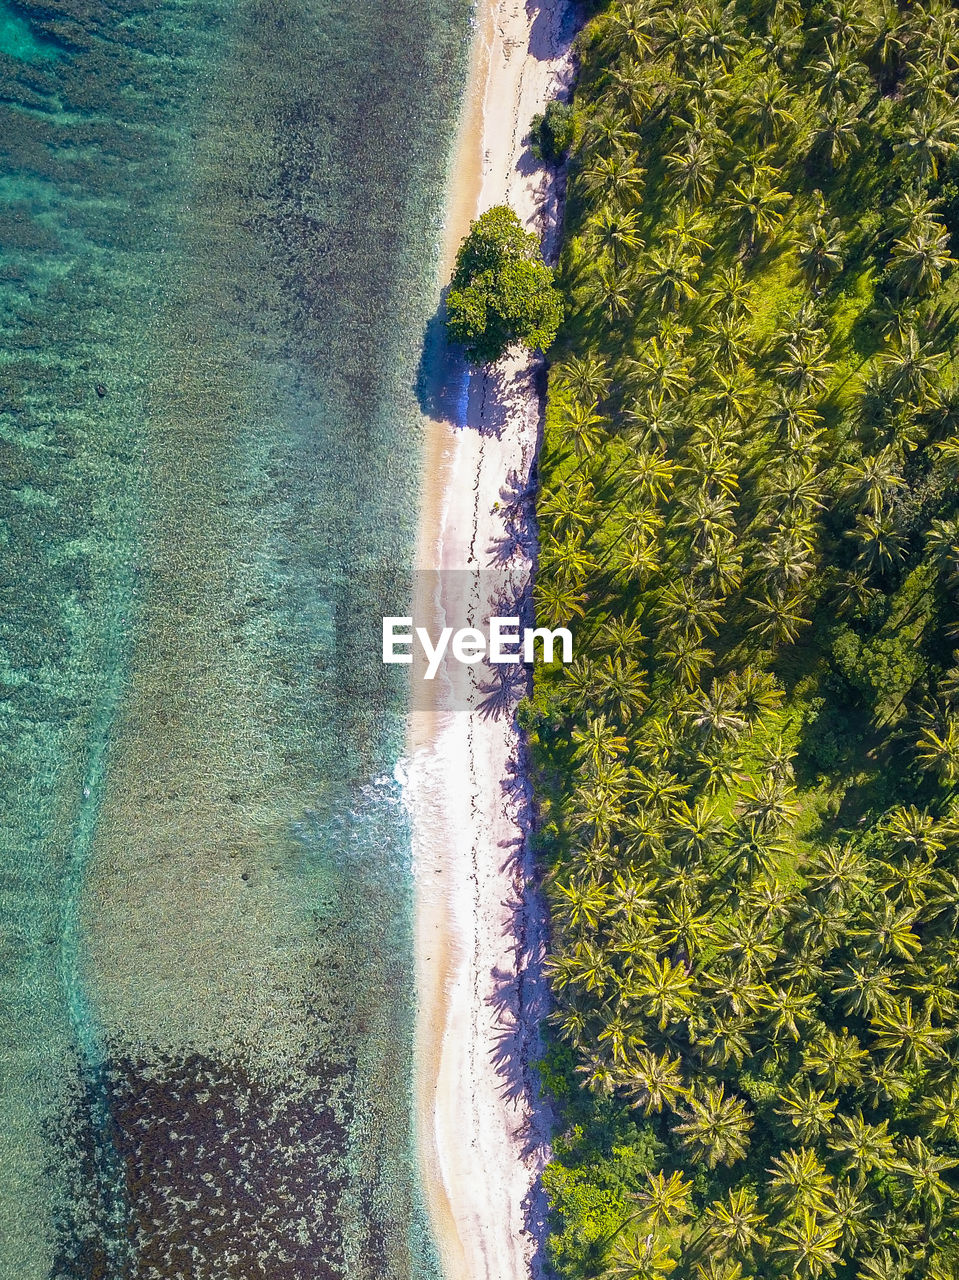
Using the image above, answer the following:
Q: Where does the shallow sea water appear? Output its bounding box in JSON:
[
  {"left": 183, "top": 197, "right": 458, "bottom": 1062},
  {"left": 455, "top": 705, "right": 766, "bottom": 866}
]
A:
[{"left": 0, "top": 0, "right": 470, "bottom": 1275}]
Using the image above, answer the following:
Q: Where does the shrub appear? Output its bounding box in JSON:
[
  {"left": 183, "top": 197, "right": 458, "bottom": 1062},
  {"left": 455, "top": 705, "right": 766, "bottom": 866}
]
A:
[{"left": 530, "top": 100, "right": 576, "bottom": 164}]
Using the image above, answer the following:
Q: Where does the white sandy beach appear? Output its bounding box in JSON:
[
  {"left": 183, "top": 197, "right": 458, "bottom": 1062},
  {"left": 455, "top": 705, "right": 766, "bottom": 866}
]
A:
[{"left": 407, "top": 2, "right": 576, "bottom": 1279}]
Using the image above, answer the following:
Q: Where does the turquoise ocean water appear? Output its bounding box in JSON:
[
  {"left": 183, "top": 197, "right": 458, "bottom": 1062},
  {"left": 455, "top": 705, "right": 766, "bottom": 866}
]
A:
[{"left": 0, "top": 0, "right": 471, "bottom": 1274}]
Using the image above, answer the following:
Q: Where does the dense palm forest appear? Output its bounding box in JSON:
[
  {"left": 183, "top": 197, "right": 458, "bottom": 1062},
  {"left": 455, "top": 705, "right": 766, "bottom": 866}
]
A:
[{"left": 526, "top": 1, "right": 959, "bottom": 1277}]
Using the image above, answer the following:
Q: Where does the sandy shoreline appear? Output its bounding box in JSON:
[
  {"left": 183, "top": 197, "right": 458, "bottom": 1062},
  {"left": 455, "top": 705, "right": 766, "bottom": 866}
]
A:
[{"left": 405, "top": 2, "right": 576, "bottom": 1278}]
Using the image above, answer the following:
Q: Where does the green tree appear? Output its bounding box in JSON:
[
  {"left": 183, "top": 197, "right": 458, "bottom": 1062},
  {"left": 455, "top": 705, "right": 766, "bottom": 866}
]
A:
[
  {"left": 446, "top": 206, "right": 563, "bottom": 362},
  {"left": 531, "top": 99, "right": 577, "bottom": 164},
  {"left": 674, "top": 1084, "right": 753, "bottom": 1168}
]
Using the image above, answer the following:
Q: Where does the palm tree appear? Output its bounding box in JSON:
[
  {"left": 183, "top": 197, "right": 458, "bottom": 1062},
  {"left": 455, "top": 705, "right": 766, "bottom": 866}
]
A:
[
  {"left": 842, "top": 446, "right": 905, "bottom": 516},
  {"left": 756, "top": 520, "right": 817, "bottom": 592},
  {"left": 595, "top": 265, "right": 635, "bottom": 322},
  {"left": 598, "top": 1008, "right": 642, "bottom": 1066},
  {"left": 698, "top": 1014, "right": 752, "bottom": 1069},
  {"left": 587, "top": 206, "right": 645, "bottom": 268},
  {"left": 827, "top": 1178, "right": 871, "bottom": 1252},
  {"left": 831, "top": 1112, "right": 897, "bottom": 1181},
  {"left": 724, "top": 175, "right": 791, "bottom": 255},
  {"left": 853, "top": 901, "right": 921, "bottom": 960},
  {"left": 687, "top": 677, "right": 748, "bottom": 742},
  {"left": 691, "top": 0, "right": 743, "bottom": 66},
  {"left": 634, "top": 1169, "right": 693, "bottom": 1230},
  {"left": 729, "top": 821, "right": 791, "bottom": 877},
  {"left": 703, "top": 366, "right": 758, "bottom": 422},
  {"left": 665, "top": 134, "right": 719, "bottom": 204},
  {"left": 876, "top": 328, "right": 944, "bottom": 404},
  {"left": 668, "top": 796, "right": 725, "bottom": 860},
  {"left": 876, "top": 852, "right": 939, "bottom": 909},
  {"left": 534, "top": 575, "right": 587, "bottom": 628},
  {"left": 915, "top": 714, "right": 959, "bottom": 783},
  {"left": 606, "top": 1233, "right": 676, "bottom": 1280},
  {"left": 847, "top": 513, "right": 905, "bottom": 578},
  {"left": 777, "top": 1082, "right": 837, "bottom": 1142},
  {"left": 741, "top": 71, "right": 797, "bottom": 144},
  {"left": 619, "top": 446, "right": 677, "bottom": 505},
  {"left": 541, "top": 531, "right": 596, "bottom": 588},
  {"left": 660, "top": 898, "right": 715, "bottom": 961},
  {"left": 889, "top": 187, "right": 943, "bottom": 238},
  {"left": 798, "top": 214, "right": 845, "bottom": 289},
  {"left": 897, "top": 103, "right": 959, "bottom": 181},
  {"left": 833, "top": 957, "right": 895, "bottom": 1018},
  {"left": 693, "top": 1260, "right": 745, "bottom": 1280},
  {"left": 737, "top": 775, "right": 799, "bottom": 833},
  {"left": 572, "top": 713, "right": 628, "bottom": 768},
  {"left": 555, "top": 353, "right": 612, "bottom": 407},
  {"left": 582, "top": 106, "right": 631, "bottom": 158},
  {"left": 748, "top": 590, "right": 810, "bottom": 646},
  {"left": 699, "top": 1186, "right": 764, "bottom": 1258},
  {"left": 661, "top": 634, "right": 713, "bottom": 688},
  {"left": 680, "top": 488, "right": 737, "bottom": 557},
  {"left": 883, "top": 804, "right": 945, "bottom": 855},
  {"left": 809, "top": 103, "right": 861, "bottom": 168},
  {"left": 704, "top": 263, "right": 752, "bottom": 314},
  {"left": 621, "top": 1048, "right": 686, "bottom": 1114},
  {"left": 627, "top": 339, "right": 693, "bottom": 401},
  {"left": 642, "top": 247, "right": 701, "bottom": 310},
  {"left": 665, "top": 205, "right": 713, "bottom": 256},
  {"left": 551, "top": 873, "right": 611, "bottom": 933},
  {"left": 802, "top": 1029, "right": 868, "bottom": 1091},
  {"left": 575, "top": 1049, "right": 619, "bottom": 1096},
  {"left": 581, "top": 149, "right": 647, "bottom": 209},
  {"left": 607, "top": 59, "right": 659, "bottom": 131},
  {"left": 548, "top": 999, "right": 589, "bottom": 1050},
  {"left": 888, "top": 221, "right": 955, "bottom": 296},
  {"left": 562, "top": 399, "right": 607, "bottom": 461},
  {"left": 870, "top": 998, "right": 949, "bottom": 1070},
  {"left": 768, "top": 1146, "right": 833, "bottom": 1213},
  {"left": 540, "top": 477, "right": 597, "bottom": 541},
  {"left": 702, "top": 313, "right": 751, "bottom": 370},
  {"left": 891, "top": 1136, "right": 958, "bottom": 1219},
  {"left": 715, "top": 913, "right": 781, "bottom": 980},
  {"left": 593, "top": 653, "right": 648, "bottom": 722},
  {"left": 635, "top": 955, "right": 695, "bottom": 1030},
  {"left": 765, "top": 389, "right": 824, "bottom": 447},
  {"left": 811, "top": 41, "right": 867, "bottom": 105},
  {"left": 856, "top": 1249, "right": 909, "bottom": 1280},
  {"left": 606, "top": 0, "right": 658, "bottom": 60},
  {"left": 673, "top": 1083, "right": 753, "bottom": 1168},
  {"left": 772, "top": 1212, "right": 842, "bottom": 1279},
  {"left": 774, "top": 338, "right": 833, "bottom": 395},
  {"left": 567, "top": 937, "right": 616, "bottom": 995}
]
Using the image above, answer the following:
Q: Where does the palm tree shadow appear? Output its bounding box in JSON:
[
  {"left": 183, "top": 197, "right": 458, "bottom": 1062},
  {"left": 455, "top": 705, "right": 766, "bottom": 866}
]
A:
[
  {"left": 482, "top": 740, "right": 557, "bottom": 1277},
  {"left": 477, "top": 663, "right": 531, "bottom": 720},
  {"left": 489, "top": 465, "right": 540, "bottom": 564}
]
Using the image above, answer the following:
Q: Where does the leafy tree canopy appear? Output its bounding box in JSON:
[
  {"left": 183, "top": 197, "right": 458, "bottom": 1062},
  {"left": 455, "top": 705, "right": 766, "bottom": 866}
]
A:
[
  {"left": 532, "top": 99, "right": 578, "bottom": 164},
  {"left": 446, "top": 205, "right": 564, "bottom": 364}
]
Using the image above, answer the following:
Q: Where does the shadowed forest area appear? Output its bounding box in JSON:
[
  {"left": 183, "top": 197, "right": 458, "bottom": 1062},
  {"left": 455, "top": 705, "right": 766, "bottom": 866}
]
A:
[{"left": 525, "top": 0, "right": 959, "bottom": 1276}]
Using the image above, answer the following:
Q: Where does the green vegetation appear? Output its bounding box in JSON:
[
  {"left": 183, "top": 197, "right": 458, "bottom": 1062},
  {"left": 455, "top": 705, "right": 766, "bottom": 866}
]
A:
[
  {"left": 445, "top": 205, "right": 564, "bottom": 363},
  {"left": 532, "top": 98, "right": 579, "bottom": 163},
  {"left": 529, "top": 2, "right": 959, "bottom": 1278}
]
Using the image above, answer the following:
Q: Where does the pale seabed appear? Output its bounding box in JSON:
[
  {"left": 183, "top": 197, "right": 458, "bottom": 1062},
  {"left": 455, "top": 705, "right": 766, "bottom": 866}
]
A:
[{"left": 0, "top": 0, "right": 471, "bottom": 1275}]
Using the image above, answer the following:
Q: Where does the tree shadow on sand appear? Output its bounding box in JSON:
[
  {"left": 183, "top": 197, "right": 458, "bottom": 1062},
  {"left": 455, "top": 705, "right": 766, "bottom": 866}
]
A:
[
  {"left": 485, "top": 783, "right": 557, "bottom": 1280},
  {"left": 527, "top": 0, "right": 582, "bottom": 64}
]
